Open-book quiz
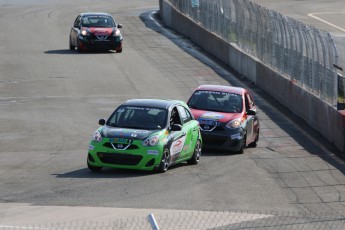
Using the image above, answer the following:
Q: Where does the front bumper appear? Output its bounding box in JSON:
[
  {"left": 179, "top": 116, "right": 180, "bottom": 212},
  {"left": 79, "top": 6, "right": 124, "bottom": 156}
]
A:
[
  {"left": 79, "top": 35, "right": 123, "bottom": 50},
  {"left": 87, "top": 140, "right": 162, "bottom": 171},
  {"left": 200, "top": 126, "right": 244, "bottom": 152}
]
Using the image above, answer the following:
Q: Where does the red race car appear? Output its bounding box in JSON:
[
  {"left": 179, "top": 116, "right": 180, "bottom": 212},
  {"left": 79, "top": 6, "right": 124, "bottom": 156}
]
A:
[
  {"left": 69, "top": 12, "right": 123, "bottom": 52},
  {"left": 187, "top": 85, "right": 260, "bottom": 153}
]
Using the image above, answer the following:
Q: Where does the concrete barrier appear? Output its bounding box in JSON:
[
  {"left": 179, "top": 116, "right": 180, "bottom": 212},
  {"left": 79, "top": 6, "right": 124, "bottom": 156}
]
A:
[{"left": 159, "top": 0, "right": 345, "bottom": 154}]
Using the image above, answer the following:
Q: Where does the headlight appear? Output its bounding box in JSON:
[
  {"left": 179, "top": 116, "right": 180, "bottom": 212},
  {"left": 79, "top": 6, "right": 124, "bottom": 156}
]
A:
[
  {"left": 81, "top": 29, "right": 90, "bottom": 36},
  {"left": 142, "top": 135, "right": 159, "bottom": 147},
  {"left": 226, "top": 118, "right": 242, "bottom": 129},
  {"left": 114, "top": 29, "right": 121, "bottom": 36},
  {"left": 91, "top": 130, "right": 103, "bottom": 142}
]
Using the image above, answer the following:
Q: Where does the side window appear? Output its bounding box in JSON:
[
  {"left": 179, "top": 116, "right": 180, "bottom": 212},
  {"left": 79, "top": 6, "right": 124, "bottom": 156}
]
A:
[
  {"left": 177, "top": 105, "right": 192, "bottom": 124},
  {"left": 246, "top": 93, "right": 255, "bottom": 110},
  {"left": 244, "top": 95, "right": 250, "bottom": 112},
  {"left": 245, "top": 93, "right": 254, "bottom": 111},
  {"left": 74, "top": 16, "right": 81, "bottom": 28},
  {"left": 170, "top": 107, "right": 182, "bottom": 126}
]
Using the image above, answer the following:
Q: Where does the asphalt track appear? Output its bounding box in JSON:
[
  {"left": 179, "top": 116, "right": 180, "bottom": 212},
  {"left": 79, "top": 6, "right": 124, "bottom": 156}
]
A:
[
  {"left": 1, "top": 0, "right": 345, "bottom": 229},
  {"left": 252, "top": 0, "right": 345, "bottom": 35}
]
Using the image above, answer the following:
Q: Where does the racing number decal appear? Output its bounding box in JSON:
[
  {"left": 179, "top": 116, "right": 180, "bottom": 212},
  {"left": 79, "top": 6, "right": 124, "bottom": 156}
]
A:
[{"left": 170, "top": 135, "right": 187, "bottom": 162}]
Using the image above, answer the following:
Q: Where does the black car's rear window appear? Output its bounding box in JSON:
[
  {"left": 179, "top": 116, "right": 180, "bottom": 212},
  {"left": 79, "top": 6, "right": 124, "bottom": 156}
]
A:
[{"left": 81, "top": 15, "right": 115, "bottom": 28}]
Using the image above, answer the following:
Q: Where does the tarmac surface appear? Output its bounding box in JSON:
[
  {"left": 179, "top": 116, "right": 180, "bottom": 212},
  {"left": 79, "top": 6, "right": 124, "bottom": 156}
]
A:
[{"left": 1, "top": 0, "right": 345, "bottom": 229}]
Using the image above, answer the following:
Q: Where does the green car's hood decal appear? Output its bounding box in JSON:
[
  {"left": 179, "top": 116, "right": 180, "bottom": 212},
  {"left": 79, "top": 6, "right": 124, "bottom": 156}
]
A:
[{"left": 100, "top": 126, "right": 158, "bottom": 140}]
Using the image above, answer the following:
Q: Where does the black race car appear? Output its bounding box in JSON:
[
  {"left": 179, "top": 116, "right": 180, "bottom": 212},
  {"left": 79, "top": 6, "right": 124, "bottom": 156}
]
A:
[{"left": 69, "top": 12, "right": 123, "bottom": 52}]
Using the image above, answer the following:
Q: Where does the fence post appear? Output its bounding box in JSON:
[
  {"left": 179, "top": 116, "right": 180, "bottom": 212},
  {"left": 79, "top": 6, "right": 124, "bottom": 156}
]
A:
[{"left": 148, "top": 213, "right": 160, "bottom": 230}]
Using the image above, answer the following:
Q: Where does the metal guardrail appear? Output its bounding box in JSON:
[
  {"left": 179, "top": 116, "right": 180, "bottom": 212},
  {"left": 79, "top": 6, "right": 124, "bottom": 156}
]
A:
[{"left": 167, "top": 0, "right": 345, "bottom": 108}]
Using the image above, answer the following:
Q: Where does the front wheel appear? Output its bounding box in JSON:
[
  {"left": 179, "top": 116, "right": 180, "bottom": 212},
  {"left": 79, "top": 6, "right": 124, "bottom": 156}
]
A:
[
  {"left": 158, "top": 148, "right": 171, "bottom": 173},
  {"left": 87, "top": 161, "right": 102, "bottom": 172},
  {"left": 116, "top": 47, "right": 122, "bottom": 53},
  {"left": 69, "top": 37, "right": 75, "bottom": 50},
  {"left": 77, "top": 39, "right": 83, "bottom": 52},
  {"left": 187, "top": 140, "right": 201, "bottom": 165},
  {"left": 236, "top": 134, "right": 246, "bottom": 154}
]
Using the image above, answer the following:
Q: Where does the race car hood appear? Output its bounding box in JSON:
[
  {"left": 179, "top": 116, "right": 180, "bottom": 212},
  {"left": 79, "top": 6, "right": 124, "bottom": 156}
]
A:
[
  {"left": 82, "top": 27, "right": 113, "bottom": 35},
  {"left": 191, "top": 109, "right": 242, "bottom": 123},
  {"left": 100, "top": 126, "right": 157, "bottom": 140}
]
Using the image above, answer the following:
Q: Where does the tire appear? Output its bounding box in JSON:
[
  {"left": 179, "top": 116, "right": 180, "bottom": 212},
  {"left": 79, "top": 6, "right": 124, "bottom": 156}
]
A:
[
  {"left": 248, "top": 130, "right": 259, "bottom": 148},
  {"left": 116, "top": 47, "right": 122, "bottom": 53},
  {"left": 77, "top": 39, "right": 83, "bottom": 53},
  {"left": 69, "top": 37, "right": 75, "bottom": 50},
  {"left": 187, "top": 139, "right": 201, "bottom": 165},
  {"left": 236, "top": 134, "right": 246, "bottom": 154},
  {"left": 87, "top": 161, "right": 102, "bottom": 172},
  {"left": 158, "top": 148, "right": 171, "bottom": 173}
]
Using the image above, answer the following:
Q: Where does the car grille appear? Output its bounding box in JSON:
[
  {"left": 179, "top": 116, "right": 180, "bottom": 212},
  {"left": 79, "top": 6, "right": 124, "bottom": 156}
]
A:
[
  {"left": 97, "top": 152, "right": 142, "bottom": 165},
  {"left": 103, "top": 142, "right": 139, "bottom": 150},
  {"left": 95, "top": 35, "right": 109, "bottom": 41},
  {"left": 199, "top": 124, "right": 217, "bottom": 131},
  {"left": 200, "top": 124, "right": 225, "bottom": 131},
  {"left": 203, "top": 136, "right": 227, "bottom": 145}
]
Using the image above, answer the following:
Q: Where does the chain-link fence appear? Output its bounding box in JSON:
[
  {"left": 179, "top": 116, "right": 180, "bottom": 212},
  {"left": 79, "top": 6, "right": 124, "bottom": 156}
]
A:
[
  {"left": 167, "top": 0, "right": 345, "bottom": 108},
  {"left": 2, "top": 210, "right": 345, "bottom": 229}
]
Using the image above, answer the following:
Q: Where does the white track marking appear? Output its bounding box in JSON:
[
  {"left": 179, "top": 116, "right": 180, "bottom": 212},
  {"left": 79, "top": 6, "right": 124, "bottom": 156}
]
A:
[{"left": 308, "top": 12, "right": 345, "bottom": 32}]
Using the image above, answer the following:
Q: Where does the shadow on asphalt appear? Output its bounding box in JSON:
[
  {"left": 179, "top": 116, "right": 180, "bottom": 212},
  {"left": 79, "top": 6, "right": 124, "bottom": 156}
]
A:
[
  {"left": 44, "top": 49, "right": 116, "bottom": 54},
  {"left": 53, "top": 162, "right": 193, "bottom": 178},
  {"left": 53, "top": 167, "right": 155, "bottom": 178},
  {"left": 201, "top": 148, "right": 257, "bottom": 157}
]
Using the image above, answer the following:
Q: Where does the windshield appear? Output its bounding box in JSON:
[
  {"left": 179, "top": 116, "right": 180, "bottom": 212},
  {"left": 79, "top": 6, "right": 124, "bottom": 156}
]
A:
[
  {"left": 81, "top": 15, "right": 115, "bottom": 28},
  {"left": 106, "top": 106, "right": 168, "bottom": 130},
  {"left": 188, "top": 90, "right": 243, "bottom": 113}
]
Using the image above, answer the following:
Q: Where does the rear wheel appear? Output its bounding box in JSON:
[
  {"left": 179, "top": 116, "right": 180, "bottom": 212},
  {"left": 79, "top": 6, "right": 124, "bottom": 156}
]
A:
[
  {"left": 248, "top": 130, "right": 259, "bottom": 148},
  {"left": 158, "top": 148, "right": 171, "bottom": 173},
  {"left": 187, "top": 140, "right": 201, "bottom": 165},
  {"left": 87, "top": 161, "right": 102, "bottom": 172}
]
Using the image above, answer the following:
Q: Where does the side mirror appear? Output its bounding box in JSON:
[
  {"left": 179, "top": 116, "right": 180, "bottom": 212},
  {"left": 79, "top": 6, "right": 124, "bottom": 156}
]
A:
[
  {"left": 247, "top": 109, "right": 256, "bottom": 116},
  {"left": 171, "top": 124, "right": 182, "bottom": 131},
  {"left": 99, "top": 119, "right": 105, "bottom": 125},
  {"left": 117, "top": 24, "right": 123, "bottom": 29}
]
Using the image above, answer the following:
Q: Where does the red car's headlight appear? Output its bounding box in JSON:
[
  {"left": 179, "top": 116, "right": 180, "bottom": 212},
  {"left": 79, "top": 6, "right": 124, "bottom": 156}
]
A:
[
  {"left": 114, "top": 28, "right": 121, "bottom": 36},
  {"left": 81, "top": 28, "right": 90, "bottom": 36},
  {"left": 226, "top": 118, "right": 242, "bottom": 129}
]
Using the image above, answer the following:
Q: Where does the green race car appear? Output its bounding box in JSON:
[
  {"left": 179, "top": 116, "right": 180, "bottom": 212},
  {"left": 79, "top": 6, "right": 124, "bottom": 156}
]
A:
[{"left": 87, "top": 99, "right": 202, "bottom": 173}]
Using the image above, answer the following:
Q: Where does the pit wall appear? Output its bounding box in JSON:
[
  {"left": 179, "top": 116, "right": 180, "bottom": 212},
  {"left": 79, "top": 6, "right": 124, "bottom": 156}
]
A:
[{"left": 159, "top": 0, "right": 345, "bottom": 154}]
